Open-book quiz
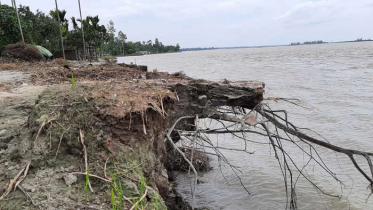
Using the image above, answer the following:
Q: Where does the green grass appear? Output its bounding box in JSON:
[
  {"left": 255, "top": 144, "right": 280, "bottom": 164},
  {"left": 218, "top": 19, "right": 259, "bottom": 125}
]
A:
[
  {"left": 85, "top": 166, "right": 90, "bottom": 201},
  {"left": 102, "top": 55, "right": 117, "bottom": 60},
  {"left": 155, "top": 194, "right": 159, "bottom": 210},
  {"left": 71, "top": 73, "right": 75, "bottom": 88},
  {"left": 137, "top": 171, "right": 147, "bottom": 210},
  {"left": 111, "top": 173, "right": 124, "bottom": 210},
  {"left": 126, "top": 171, "right": 147, "bottom": 210},
  {"left": 111, "top": 188, "right": 116, "bottom": 210},
  {"left": 108, "top": 163, "right": 156, "bottom": 210}
]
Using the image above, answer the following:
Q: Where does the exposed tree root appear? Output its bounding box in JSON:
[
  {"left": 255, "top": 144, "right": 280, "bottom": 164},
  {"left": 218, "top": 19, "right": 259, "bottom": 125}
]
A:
[
  {"left": 166, "top": 116, "right": 198, "bottom": 209},
  {"left": 168, "top": 99, "right": 373, "bottom": 209}
]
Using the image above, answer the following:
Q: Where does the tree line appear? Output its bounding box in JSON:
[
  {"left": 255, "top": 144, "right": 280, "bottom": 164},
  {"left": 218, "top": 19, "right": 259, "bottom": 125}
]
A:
[
  {"left": 0, "top": 3, "right": 180, "bottom": 59},
  {"left": 290, "top": 40, "right": 325, "bottom": 45}
]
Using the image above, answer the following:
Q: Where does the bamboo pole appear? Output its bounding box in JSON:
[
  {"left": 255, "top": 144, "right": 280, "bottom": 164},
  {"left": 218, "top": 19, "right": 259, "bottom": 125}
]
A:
[
  {"left": 12, "top": 0, "right": 24, "bottom": 43},
  {"left": 54, "top": 0, "right": 65, "bottom": 59},
  {"left": 78, "top": 0, "right": 86, "bottom": 61}
]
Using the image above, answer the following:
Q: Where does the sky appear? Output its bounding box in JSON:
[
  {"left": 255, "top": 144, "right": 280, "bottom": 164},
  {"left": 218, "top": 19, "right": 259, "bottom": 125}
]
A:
[{"left": 2, "top": 0, "right": 373, "bottom": 48}]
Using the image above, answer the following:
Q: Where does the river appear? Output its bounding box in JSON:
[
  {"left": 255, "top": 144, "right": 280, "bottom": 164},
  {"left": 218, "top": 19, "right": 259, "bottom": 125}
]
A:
[{"left": 118, "top": 42, "right": 373, "bottom": 210}]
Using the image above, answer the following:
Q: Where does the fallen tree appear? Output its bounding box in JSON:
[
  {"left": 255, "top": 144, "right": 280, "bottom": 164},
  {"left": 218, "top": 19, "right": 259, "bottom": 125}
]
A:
[{"left": 164, "top": 79, "right": 373, "bottom": 209}]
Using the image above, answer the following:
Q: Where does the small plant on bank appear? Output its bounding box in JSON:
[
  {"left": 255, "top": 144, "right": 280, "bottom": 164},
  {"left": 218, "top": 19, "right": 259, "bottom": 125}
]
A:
[
  {"left": 110, "top": 173, "right": 124, "bottom": 210},
  {"left": 155, "top": 194, "right": 159, "bottom": 210},
  {"left": 131, "top": 196, "right": 137, "bottom": 210},
  {"left": 71, "top": 73, "right": 75, "bottom": 88},
  {"left": 84, "top": 166, "right": 90, "bottom": 201},
  {"left": 111, "top": 188, "right": 117, "bottom": 210},
  {"left": 136, "top": 171, "right": 147, "bottom": 210},
  {"left": 139, "top": 172, "right": 146, "bottom": 208},
  {"left": 102, "top": 55, "right": 117, "bottom": 60},
  {"left": 130, "top": 171, "right": 147, "bottom": 210}
]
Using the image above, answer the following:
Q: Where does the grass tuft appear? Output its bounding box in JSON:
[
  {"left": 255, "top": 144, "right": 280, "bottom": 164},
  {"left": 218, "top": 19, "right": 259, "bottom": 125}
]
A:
[
  {"left": 85, "top": 166, "right": 90, "bottom": 201},
  {"left": 155, "top": 194, "right": 159, "bottom": 210},
  {"left": 71, "top": 73, "right": 75, "bottom": 88},
  {"left": 111, "top": 172, "right": 124, "bottom": 210},
  {"left": 102, "top": 55, "right": 117, "bottom": 60}
]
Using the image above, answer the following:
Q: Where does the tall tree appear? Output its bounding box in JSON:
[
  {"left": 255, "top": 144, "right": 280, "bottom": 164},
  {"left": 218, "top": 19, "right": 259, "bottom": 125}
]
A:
[
  {"left": 49, "top": 9, "right": 68, "bottom": 38},
  {"left": 77, "top": 0, "right": 86, "bottom": 60},
  {"left": 118, "top": 31, "right": 127, "bottom": 55},
  {"left": 12, "top": 0, "right": 24, "bottom": 42},
  {"left": 0, "top": 4, "right": 30, "bottom": 49},
  {"left": 51, "top": 0, "right": 65, "bottom": 59},
  {"left": 106, "top": 20, "right": 116, "bottom": 55},
  {"left": 154, "top": 38, "right": 159, "bottom": 53}
]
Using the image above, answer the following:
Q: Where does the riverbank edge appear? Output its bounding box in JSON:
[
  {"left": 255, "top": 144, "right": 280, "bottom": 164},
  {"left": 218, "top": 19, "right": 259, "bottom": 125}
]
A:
[{"left": 0, "top": 60, "right": 264, "bottom": 209}]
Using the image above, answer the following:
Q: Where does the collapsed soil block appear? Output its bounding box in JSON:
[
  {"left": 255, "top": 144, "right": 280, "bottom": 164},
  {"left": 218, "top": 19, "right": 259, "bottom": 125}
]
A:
[{"left": 1, "top": 83, "right": 175, "bottom": 209}]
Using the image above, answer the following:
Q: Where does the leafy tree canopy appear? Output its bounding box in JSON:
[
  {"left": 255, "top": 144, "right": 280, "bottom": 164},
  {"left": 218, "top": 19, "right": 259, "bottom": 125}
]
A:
[{"left": 0, "top": 3, "right": 180, "bottom": 56}]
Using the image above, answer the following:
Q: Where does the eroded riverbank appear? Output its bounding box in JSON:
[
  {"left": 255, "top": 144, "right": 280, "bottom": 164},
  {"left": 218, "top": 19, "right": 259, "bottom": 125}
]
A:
[
  {"left": 119, "top": 42, "right": 373, "bottom": 209},
  {"left": 0, "top": 61, "right": 264, "bottom": 209}
]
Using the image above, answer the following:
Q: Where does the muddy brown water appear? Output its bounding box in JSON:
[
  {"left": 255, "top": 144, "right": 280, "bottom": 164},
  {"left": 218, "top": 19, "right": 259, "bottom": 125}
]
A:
[{"left": 119, "top": 42, "right": 373, "bottom": 210}]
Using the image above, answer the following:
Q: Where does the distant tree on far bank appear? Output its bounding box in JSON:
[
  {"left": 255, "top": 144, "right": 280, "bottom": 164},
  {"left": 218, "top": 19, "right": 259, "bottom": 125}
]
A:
[
  {"left": 355, "top": 38, "right": 372, "bottom": 42},
  {"left": 101, "top": 20, "right": 180, "bottom": 56},
  {"left": 289, "top": 40, "right": 325, "bottom": 46},
  {"left": 303, "top": 40, "right": 324, "bottom": 44}
]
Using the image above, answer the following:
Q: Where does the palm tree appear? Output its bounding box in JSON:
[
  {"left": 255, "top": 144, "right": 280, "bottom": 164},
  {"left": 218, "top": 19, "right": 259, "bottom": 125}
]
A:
[
  {"left": 97, "top": 25, "right": 107, "bottom": 57},
  {"left": 53, "top": 0, "right": 65, "bottom": 59},
  {"left": 78, "top": 0, "right": 86, "bottom": 60},
  {"left": 12, "top": 0, "right": 24, "bottom": 43},
  {"left": 87, "top": 16, "right": 104, "bottom": 59}
]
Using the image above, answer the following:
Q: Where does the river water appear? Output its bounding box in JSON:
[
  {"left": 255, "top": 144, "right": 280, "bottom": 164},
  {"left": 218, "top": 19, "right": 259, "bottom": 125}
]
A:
[{"left": 118, "top": 42, "right": 373, "bottom": 210}]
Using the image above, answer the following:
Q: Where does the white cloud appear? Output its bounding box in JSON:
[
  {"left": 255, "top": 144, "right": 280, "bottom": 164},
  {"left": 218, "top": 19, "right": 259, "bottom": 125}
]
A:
[
  {"left": 275, "top": 0, "right": 341, "bottom": 25},
  {"left": 2, "top": 0, "right": 373, "bottom": 47},
  {"left": 275, "top": 0, "right": 372, "bottom": 26}
]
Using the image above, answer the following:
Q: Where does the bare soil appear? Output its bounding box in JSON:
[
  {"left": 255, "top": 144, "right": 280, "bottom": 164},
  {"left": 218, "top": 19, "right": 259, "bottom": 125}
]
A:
[{"left": 0, "top": 62, "right": 174, "bottom": 210}]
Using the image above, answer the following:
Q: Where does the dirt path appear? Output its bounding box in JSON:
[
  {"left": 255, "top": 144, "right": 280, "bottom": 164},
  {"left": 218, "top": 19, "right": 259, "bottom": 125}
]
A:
[{"left": 0, "top": 71, "right": 46, "bottom": 151}]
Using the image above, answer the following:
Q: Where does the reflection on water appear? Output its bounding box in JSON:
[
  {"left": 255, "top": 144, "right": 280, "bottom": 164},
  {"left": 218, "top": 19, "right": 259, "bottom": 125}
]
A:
[{"left": 119, "top": 42, "right": 373, "bottom": 209}]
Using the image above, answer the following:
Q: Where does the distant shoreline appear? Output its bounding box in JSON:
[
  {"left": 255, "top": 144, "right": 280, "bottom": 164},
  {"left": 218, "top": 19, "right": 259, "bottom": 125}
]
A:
[{"left": 181, "top": 39, "right": 373, "bottom": 52}]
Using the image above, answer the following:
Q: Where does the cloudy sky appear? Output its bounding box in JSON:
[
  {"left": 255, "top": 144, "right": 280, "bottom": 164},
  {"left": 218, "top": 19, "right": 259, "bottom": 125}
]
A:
[{"left": 2, "top": 0, "right": 373, "bottom": 48}]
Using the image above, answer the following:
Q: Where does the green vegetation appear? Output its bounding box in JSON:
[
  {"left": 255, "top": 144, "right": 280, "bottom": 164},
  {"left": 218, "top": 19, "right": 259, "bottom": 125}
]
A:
[
  {"left": 85, "top": 166, "right": 90, "bottom": 201},
  {"left": 355, "top": 38, "right": 372, "bottom": 42},
  {"left": 71, "top": 73, "right": 75, "bottom": 88},
  {"left": 110, "top": 173, "right": 124, "bottom": 210},
  {"left": 108, "top": 165, "right": 164, "bottom": 210},
  {"left": 0, "top": 4, "right": 31, "bottom": 51},
  {"left": 138, "top": 171, "right": 147, "bottom": 209},
  {"left": 291, "top": 40, "right": 325, "bottom": 45},
  {"left": 102, "top": 20, "right": 180, "bottom": 55},
  {"left": 111, "top": 188, "right": 117, "bottom": 210},
  {"left": 0, "top": 3, "right": 180, "bottom": 58},
  {"left": 155, "top": 194, "right": 159, "bottom": 210},
  {"left": 102, "top": 55, "right": 117, "bottom": 60},
  {"left": 127, "top": 170, "right": 148, "bottom": 210}
]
